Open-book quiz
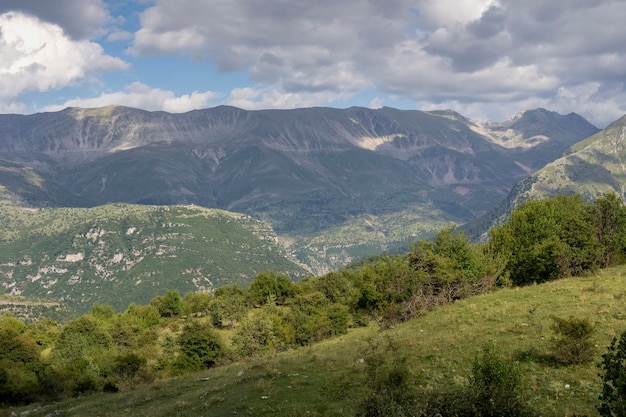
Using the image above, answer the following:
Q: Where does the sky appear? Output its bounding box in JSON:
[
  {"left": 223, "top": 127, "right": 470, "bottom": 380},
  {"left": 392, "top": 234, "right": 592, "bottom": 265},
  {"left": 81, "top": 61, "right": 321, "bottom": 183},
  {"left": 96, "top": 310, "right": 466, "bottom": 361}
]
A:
[{"left": 1, "top": 0, "right": 625, "bottom": 127}]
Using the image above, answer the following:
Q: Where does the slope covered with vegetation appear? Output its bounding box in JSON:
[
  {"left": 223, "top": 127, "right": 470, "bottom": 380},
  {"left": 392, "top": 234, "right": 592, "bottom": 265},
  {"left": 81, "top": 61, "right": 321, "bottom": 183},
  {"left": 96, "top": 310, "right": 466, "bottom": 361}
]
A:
[
  {"left": 0, "top": 189, "right": 308, "bottom": 315},
  {"left": 2, "top": 193, "right": 626, "bottom": 416},
  {"left": 2, "top": 265, "right": 626, "bottom": 416}
]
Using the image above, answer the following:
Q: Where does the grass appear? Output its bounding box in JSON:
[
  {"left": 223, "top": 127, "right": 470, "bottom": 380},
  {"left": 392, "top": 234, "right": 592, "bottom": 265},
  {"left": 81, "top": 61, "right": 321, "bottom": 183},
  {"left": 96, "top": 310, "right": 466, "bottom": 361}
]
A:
[{"left": 5, "top": 265, "right": 626, "bottom": 416}]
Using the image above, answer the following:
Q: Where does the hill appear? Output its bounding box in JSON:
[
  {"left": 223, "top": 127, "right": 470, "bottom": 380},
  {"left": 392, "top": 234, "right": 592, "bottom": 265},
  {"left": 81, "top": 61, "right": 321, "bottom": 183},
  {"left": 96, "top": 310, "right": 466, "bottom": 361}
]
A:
[
  {"left": 464, "top": 113, "right": 626, "bottom": 239},
  {"left": 523, "top": 113, "right": 626, "bottom": 200},
  {"left": 0, "top": 189, "right": 307, "bottom": 314},
  {"left": 0, "top": 106, "right": 598, "bottom": 273},
  {"left": 5, "top": 266, "right": 626, "bottom": 417}
]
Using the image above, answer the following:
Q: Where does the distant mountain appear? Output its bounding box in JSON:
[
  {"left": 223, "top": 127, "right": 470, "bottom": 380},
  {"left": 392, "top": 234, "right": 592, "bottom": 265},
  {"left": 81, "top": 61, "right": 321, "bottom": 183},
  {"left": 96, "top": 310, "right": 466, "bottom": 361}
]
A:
[
  {"left": 0, "top": 106, "right": 599, "bottom": 272},
  {"left": 0, "top": 192, "right": 307, "bottom": 314},
  {"left": 463, "top": 113, "right": 626, "bottom": 240}
]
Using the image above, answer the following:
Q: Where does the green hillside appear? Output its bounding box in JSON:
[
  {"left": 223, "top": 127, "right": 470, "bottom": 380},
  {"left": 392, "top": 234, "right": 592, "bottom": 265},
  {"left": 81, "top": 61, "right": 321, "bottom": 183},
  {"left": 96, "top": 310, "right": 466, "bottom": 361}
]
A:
[
  {"left": 5, "top": 266, "right": 626, "bottom": 417},
  {"left": 0, "top": 190, "right": 308, "bottom": 314},
  {"left": 3, "top": 193, "right": 626, "bottom": 415}
]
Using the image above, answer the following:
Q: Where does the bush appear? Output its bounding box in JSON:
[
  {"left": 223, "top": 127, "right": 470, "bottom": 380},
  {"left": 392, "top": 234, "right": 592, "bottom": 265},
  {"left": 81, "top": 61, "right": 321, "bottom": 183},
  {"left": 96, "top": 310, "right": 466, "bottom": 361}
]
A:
[
  {"left": 112, "top": 352, "right": 148, "bottom": 390},
  {"left": 551, "top": 316, "right": 595, "bottom": 365},
  {"left": 421, "top": 346, "right": 535, "bottom": 417},
  {"left": 176, "top": 321, "right": 222, "bottom": 371},
  {"left": 152, "top": 290, "right": 183, "bottom": 318},
  {"left": 0, "top": 328, "right": 43, "bottom": 404},
  {"left": 598, "top": 329, "right": 626, "bottom": 417},
  {"left": 248, "top": 271, "right": 294, "bottom": 306},
  {"left": 468, "top": 346, "right": 528, "bottom": 416},
  {"left": 46, "top": 315, "right": 115, "bottom": 395},
  {"left": 355, "top": 337, "right": 415, "bottom": 417},
  {"left": 231, "top": 313, "right": 276, "bottom": 357}
]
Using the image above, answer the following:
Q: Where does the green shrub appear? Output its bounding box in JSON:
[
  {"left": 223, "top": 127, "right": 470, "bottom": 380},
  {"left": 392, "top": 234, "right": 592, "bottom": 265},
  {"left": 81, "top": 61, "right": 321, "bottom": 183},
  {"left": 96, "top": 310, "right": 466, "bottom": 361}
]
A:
[
  {"left": 176, "top": 321, "right": 222, "bottom": 371},
  {"left": 182, "top": 292, "right": 212, "bottom": 316},
  {"left": 598, "top": 329, "right": 626, "bottom": 417},
  {"left": 152, "top": 290, "right": 183, "bottom": 318},
  {"left": 0, "top": 328, "right": 43, "bottom": 404},
  {"left": 112, "top": 352, "right": 148, "bottom": 390},
  {"left": 422, "top": 346, "right": 535, "bottom": 417},
  {"left": 551, "top": 316, "right": 595, "bottom": 365},
  {"left": 489, "top": 195, "right": 601, "bottom": 285},
  {"left": 355, "top": 337, "right": 415, "bottom": 417},
  {"left": 231, "top": 313, "right": 276, "bottom": 357},
  {"left": 248, "top": 271, "right": 294, "bottom": 306},
  {"left": 469, "top": 346, "right": 526, "bottom": 416}
]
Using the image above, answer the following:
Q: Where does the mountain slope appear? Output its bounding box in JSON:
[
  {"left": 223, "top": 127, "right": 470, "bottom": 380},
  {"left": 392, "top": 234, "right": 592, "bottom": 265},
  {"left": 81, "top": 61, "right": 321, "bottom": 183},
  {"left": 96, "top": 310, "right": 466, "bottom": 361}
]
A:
[
  {"left": 0, "top": 191, "right": 307, "bottom": 314},
  {"left": 0, "top": 106, "right": 599, "bottom": 272},
  {"left": 463, "top": 113, "right": 626, "bottom": 239}
]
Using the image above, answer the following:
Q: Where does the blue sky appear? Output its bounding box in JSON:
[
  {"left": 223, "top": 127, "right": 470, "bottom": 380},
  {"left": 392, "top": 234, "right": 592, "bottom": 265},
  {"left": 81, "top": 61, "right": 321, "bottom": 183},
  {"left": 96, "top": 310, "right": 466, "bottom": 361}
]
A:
[{"left": 1, "top": 0, "right": 625, "bottom": 127}]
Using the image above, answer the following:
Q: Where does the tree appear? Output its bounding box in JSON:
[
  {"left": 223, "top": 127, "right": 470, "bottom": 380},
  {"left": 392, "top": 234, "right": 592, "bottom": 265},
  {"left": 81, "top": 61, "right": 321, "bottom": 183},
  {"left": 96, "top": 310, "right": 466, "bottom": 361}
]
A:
[
  {"left": 152, "top": 290, "right": 183, "bottom": 318},
  {"left": 90, "top": 304, "right": 116, "bottom": 322},
  {"left": 598, "top": 329, "right": 626, "bottom": 417},
  {"left": 112, "top": 352, "right": 147, "bottom": 390},
  {"left": 248, "top": 271, "right": 294, "bottom": 306},
  {"left": 231, "top": 313, "right": 276, "bottom": 357},
  {"left": 0, "top": 328, "right": 42, "bottom": 404},
  {"left": 214, "top": 285, "right": 249, "bottom": 326},
  {"left": 176, "top": 321, "right": 222, "bottom": 371},
  {"left": 182, "top": 291, "right": 212, "bottom": 316},
  {"left": 490, "top": 195, "right": 600, "bottom": 285},
  {"left": 312, "top": 271, "right": 357, "bottom": 304},
  {"left": 47, "top": 316, "right": 114, "bottom": 395},
  {"left": 593, "top": 192, "right": 626, "bottom": 268}
]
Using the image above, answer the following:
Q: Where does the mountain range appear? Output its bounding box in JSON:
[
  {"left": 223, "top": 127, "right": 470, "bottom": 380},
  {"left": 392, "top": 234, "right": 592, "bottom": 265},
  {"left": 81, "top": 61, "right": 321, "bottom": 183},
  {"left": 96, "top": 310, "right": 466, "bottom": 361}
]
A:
[{"left": 0, "top": 106, "right": 599, "bottom": 273}]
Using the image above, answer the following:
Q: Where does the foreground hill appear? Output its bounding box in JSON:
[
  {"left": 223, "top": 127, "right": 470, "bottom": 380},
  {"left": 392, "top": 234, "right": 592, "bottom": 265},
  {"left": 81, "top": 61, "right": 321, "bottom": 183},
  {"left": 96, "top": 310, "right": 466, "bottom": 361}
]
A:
[
  {"left": 5, "top": 266, "right": 626, "bottom": 417},
  {"left": 0, "top": 190, "right": 307, "bottom": 314},
  {"left": 0, "top": 106, "right": 598, "bottom": 272}
]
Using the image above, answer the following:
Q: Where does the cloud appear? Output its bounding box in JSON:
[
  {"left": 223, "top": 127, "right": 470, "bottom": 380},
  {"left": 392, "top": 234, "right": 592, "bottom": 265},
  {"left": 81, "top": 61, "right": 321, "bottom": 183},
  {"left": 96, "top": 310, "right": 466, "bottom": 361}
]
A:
[
  {"left": 0, "top": 0, "right": 110, "bottom": 39},
  {"left": 44, "top": 82, "right": 220, "bottom": 113},
  {"left": 225, "top": 85, "right": 354, "bottom": 110},
  {"left": 0, "top": 11, "right": 130, "bottom": 111},
  {"left": 107, "top": 30, "right": 133, "bottom": 42},
  {"left": 126, "top": 0, "right": 626, "bottom": 126}
]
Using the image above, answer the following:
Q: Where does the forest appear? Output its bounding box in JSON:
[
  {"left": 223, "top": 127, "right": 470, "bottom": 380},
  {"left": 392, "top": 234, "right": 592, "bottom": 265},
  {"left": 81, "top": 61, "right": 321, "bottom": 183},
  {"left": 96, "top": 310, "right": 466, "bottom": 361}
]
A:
[{"left": 2, "top": 193, "right": 626, "bottom": 416}]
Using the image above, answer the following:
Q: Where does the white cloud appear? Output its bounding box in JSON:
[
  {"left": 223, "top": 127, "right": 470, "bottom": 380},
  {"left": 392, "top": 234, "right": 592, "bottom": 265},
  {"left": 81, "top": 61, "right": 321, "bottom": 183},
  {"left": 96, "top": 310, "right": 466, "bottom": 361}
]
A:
[
  {"left": 0, "top": 11, "right": 129, "bottom": 108},
  {"left": 3, "top": 0, "right": 625, "bottom": 126},
  {"left": 106, "top": 30, "right": 133, "bottom": 42},
  {"left": 125, "top": 0, "right": 626, "bottom": 126},
  {"left": 226, "top": 85, "right": 354, "bottom": 110},
  {"left": 44, "top": 82, "right": 220, "bottom": 113}
]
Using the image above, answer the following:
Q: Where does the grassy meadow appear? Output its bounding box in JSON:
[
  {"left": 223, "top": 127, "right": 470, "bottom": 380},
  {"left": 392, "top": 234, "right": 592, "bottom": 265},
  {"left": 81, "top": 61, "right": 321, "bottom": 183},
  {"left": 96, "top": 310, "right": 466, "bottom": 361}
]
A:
[{"left": 5, "top": 265, "right": 626, "bottom": 417}]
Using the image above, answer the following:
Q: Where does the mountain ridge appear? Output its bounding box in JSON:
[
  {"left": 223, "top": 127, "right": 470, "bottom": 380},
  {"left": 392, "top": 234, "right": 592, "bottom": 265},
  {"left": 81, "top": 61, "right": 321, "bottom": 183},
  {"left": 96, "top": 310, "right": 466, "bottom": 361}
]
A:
[{"left": 0, "top": 105, "right": 600, "bottom": 272}]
